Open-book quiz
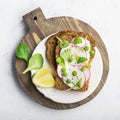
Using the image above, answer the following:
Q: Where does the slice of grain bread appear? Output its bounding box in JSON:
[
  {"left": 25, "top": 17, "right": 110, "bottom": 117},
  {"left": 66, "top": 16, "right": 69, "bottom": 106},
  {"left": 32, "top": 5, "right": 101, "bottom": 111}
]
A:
[{"left": 46, "top": 30, "right": 96, "bottom": 91}]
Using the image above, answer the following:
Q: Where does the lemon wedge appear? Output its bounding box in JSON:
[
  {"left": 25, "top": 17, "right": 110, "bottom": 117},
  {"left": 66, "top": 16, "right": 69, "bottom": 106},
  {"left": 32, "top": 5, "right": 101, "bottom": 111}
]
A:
[{"left": 32, "top": 66, "right": 55, "bottom": 88}]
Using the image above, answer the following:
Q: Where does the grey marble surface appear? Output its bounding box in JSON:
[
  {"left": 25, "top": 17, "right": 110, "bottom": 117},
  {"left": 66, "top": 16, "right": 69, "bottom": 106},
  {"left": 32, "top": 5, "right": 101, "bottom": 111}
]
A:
[{"left": 0, "top": 0, "right": 120, "bottom": 120}]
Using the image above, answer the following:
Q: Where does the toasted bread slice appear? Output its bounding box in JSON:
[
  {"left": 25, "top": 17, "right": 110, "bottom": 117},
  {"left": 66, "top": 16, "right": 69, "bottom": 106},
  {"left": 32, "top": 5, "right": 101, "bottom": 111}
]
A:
[{"left": 46, "top": 30, "right": 96, "bottom": 91}]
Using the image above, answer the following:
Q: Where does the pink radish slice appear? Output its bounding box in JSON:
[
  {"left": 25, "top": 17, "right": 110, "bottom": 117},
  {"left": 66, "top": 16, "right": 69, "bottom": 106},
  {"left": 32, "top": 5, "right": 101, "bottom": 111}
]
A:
[
  {"left": 82, "top": 66, "right": 91, "bottom": 82},
  {"left": 74, "top": 46, "right": 87, "bottom": 60},
  {"left": 56, "top": 64, "right": 63, "bottom": 79},
  {"left": 72, "top": 64, "right": 83, "bottom": 68},
  {"left": 79, "top": 46, "right": 88, "bottom": 59}
]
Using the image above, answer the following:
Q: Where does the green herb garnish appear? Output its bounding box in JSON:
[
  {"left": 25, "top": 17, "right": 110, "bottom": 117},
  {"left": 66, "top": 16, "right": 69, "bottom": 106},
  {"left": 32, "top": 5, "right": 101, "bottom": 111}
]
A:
[
  {"left": 16, "top": 43, "right": 30, "bottom": 62},
  {"left": 77, "top": 57, "right": 87, "bottom": 64},
  {"left": 56, "top": 56, "right": 65, "bottom": 67},
  {"left": 22, "top": 53, "right": 44, "bottom": 74},
  {"left": 84, "top": 46, "right": 89, "bottom": 51},
  {"left": 56, "top": 37, "right": 69, "bottom": 48},
  {"left": 74, "top": 37, "right": 82, "bottom": 44},
  {"left": 61, "top": 49, "right": 71, "bottom": 60},
  {"left": 74, "top": 53, "right": 79, "bottom": 60},
  {"left": 74, "top": 78, "right": 82, "bottom": 87}
]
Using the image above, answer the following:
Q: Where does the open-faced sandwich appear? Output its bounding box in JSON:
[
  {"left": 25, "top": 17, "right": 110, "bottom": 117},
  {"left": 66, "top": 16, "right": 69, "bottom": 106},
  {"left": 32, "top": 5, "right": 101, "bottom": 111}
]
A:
[
  {"left": 16, "top": 30, "right": 96, "bottom": 92},
  {"left": 46, "top": 30, "right": 96, "bottom": 91}
]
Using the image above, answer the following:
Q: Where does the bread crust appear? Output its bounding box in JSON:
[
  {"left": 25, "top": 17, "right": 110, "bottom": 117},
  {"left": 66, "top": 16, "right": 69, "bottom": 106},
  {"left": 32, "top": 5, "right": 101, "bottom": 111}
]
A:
[{"left": 46, "top": 30, "right": 96, "bottom": 91}]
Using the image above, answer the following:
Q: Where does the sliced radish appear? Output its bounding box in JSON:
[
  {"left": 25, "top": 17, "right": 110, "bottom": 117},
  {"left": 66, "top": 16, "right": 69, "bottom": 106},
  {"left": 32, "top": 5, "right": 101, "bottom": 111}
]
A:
[
  {"left": 56, "top": 64, "right": 63, "bottom": 79},
  {"left": 82, "top": 66, "right": 91, "bottom": 82}
]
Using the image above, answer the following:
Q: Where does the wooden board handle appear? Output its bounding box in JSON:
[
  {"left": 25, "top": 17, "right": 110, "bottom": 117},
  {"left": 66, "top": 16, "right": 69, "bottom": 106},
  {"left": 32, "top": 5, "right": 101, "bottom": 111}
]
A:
[{"left": 23, "top": 8, "right": 45, "bottom": 30}]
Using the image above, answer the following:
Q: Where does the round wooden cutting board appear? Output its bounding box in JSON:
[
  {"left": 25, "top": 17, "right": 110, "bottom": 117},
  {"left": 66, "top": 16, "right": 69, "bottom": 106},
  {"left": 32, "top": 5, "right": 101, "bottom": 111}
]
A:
[{"left": 15, "top": 7, "right": 109, "bottom": 109}]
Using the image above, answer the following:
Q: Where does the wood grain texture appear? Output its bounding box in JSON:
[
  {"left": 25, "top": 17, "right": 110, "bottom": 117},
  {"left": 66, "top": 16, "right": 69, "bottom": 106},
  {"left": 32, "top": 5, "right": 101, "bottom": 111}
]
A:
[{"left": 15, "top": 7, "right": 109, "bottom": 109}]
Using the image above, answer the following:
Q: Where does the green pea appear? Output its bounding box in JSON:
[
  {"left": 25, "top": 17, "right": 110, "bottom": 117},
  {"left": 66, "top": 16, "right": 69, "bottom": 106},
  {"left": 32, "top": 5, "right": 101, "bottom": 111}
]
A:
[
  {"left": 84, "top": 46, "right": 89, "bottom": 51},
  {"left": 62, "top": 71, "right": 67, "bottom": 76},
  {"left": 72, "top": 71, "right": 78, "bottom": 76},
  {"left": 68, "top": 57, "right": 73, "bottom": 62},
  {"left": 66, "top": 79, "right": 71, "bottom": 84},
  {"left": 74, "top": 37, "right": 82, "bottom": 44},
  {"left": 61, "top": 67, "right": 66, "bottom": 72},
  {"left": 56, "top": 57, "right": 61, "bottom": 64},
  {"left": 89, "top": 50, "right": 95, "bottom": 55},
  {"left": 81, "top": 67, "right": 86, "bottom": 72}
]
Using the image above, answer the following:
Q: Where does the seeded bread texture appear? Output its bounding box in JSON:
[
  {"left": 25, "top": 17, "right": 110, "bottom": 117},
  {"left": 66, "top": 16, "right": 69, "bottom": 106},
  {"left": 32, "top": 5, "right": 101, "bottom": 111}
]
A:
[{"left": 46, "top": 30, "right": 96, "bottom": 91}]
